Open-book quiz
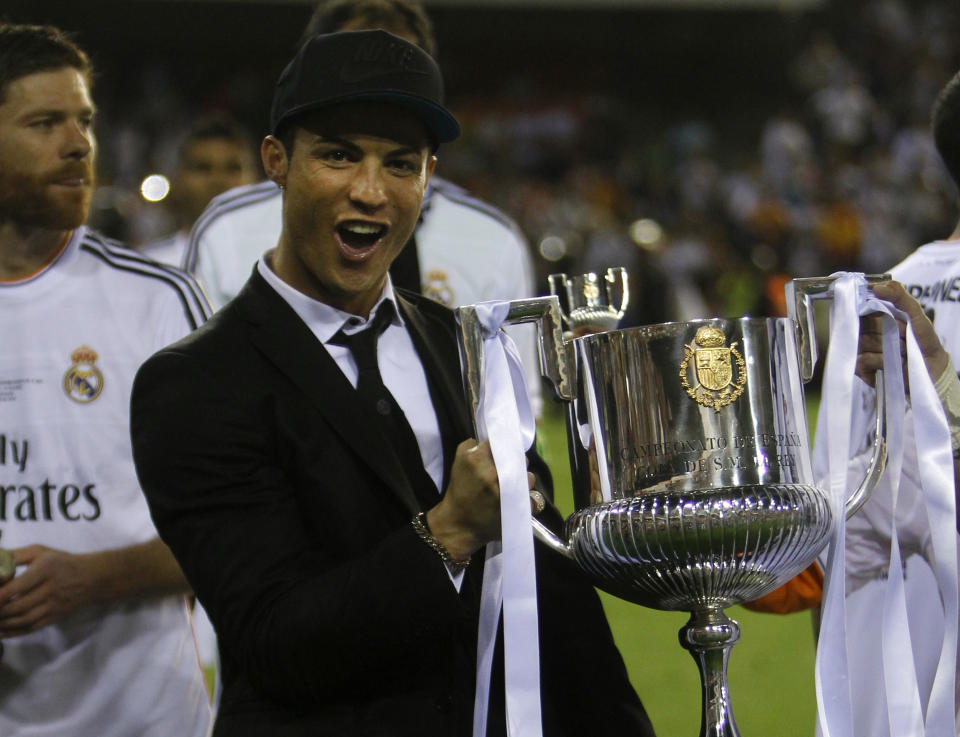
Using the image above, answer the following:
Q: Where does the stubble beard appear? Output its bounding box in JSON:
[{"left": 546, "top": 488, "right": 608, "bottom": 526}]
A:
[{"left": 0, "top": 167, "right": 93, "bottom": 231}]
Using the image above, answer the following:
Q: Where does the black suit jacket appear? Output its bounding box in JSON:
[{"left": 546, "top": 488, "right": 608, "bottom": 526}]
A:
[{"left": 131, "top": 269, "right": 654, "bottom": 737}]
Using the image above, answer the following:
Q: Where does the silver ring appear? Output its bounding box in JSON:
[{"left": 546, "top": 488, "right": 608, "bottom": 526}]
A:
[{"left": 529, "top": 489, "right": 546, "bottom": 515}]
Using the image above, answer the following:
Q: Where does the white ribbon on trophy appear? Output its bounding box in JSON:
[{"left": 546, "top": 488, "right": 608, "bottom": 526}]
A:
[
  {"left": 469, "top": 301, "right": 543, "bottom": 737},
  {"left": 813, "top": 272, "right": 957, "bottom": 737}
]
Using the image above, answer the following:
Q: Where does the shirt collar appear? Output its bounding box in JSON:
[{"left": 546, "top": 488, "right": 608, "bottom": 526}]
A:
[{"left": 256, "top": 251, "right": 403, "bottom": 345}]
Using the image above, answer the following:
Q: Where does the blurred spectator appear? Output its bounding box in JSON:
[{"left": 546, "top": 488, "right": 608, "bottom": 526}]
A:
[{"left": 137, "top": 116, "right": 257, "bottom": 266}]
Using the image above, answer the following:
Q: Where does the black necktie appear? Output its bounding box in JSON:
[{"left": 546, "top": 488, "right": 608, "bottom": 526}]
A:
[{"left": 331, "top": 302, "right": 438, "bottom": 510}]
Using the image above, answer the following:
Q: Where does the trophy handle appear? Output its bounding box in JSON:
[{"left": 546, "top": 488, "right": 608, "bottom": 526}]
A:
[
  {"left": 457, "top": 296, "right": 576, "bottom": 559},
  {"left": 458, "top": 296, "right": 576, "bottom": 413},
  {"left": 547, "top": 274, "right": 573, "bottom": 320},
  {"left": 785, "top": 274, "right": 891, "bottom": 382},
  {"left": 604, "top": 266, "right": 629, "bottom": 319},
  {"left": 844, "top": 371, "right": 887, "bottom": 519},
  {"left": 785, "top": 274, "right": 891, "bottom": 519}
]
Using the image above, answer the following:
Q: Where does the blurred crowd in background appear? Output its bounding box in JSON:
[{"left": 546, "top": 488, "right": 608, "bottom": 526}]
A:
[{"left": 72, "top": 0, "right": 960, "bottom": 327}]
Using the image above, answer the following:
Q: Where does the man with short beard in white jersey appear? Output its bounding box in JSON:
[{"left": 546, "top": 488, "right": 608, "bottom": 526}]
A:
[{"left": 0, "top": 23, "right": 211, "bottom": 737}]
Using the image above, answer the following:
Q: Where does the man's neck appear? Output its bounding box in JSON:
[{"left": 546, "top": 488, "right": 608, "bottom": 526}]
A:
[
  {"left": 0, "top": 223, "right": 72, "bottom": 281},
  {"left": 947, "top": 221, "right": 960, "bottom": 242}
]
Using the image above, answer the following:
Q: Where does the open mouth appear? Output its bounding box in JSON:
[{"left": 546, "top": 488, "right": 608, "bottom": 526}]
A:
[{"left": 337, "top": 221, "right": 387, "bottom": 252}]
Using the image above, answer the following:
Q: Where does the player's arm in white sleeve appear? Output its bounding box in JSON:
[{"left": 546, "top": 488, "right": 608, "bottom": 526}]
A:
[{"left": 0, "top": 270, "right": 212, "bottom": 637}]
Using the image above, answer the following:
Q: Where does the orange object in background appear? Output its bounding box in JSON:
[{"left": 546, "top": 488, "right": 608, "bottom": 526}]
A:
[{"left": 743, "top": 561, "right": 823, "bottom": 613}]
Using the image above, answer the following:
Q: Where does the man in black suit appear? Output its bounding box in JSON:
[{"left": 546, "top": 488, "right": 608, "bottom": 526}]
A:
[{"left": 130, "top": 29, "right": 655, "bottom": 737}]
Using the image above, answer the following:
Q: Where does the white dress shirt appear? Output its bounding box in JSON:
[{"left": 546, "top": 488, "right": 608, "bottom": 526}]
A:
[{"left": 256, "top": 255, "right": 445, "bottom": 498}]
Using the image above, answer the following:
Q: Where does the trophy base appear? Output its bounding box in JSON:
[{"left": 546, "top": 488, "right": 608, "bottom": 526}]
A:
[{"left": 565, "top": 483, "right": 832, "bottom": 611}]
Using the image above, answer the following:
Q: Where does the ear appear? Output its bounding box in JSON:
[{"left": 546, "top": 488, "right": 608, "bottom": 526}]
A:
[
  {"left": 261, "top": 135, "right": 289, "bottom": 188},
  {"left": 425, "top": 154, "right": 437, "bottom": 184}
]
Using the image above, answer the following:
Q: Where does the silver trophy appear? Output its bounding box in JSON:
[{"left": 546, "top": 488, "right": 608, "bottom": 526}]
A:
[
  {"left": 548, "top": 267, "right": 629, "bottom": 333},
  {"left": 458, "top": 273, "right": 887, "bottom": 737}
]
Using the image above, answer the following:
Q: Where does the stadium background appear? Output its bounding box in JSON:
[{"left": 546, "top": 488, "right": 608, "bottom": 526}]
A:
[{"left": 5, "top": 0, "right": 959, "bottom": 732}]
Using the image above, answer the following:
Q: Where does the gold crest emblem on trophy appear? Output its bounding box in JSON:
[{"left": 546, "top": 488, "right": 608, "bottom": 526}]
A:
[{"left": 679, "top": 326, "right": 747, "bottom": 411}]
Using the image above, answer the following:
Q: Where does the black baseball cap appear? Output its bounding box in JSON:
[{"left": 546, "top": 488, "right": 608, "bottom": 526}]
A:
[{"left": 269, "top": 29, "right": 460, "bottom": 146}]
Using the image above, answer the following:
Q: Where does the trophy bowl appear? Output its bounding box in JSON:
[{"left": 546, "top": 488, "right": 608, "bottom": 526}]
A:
[
  {"left": 562, "top": 317, "right": 834, "bottom": 612},
  {"left": 548, "top": 268, "right": 628, "bottom": 334},
  {"left": 458, "top": 274, "right": 886, "bottom": 737},
  {"left": 567, "top": 483, "right": 831, "bottom": 611}
]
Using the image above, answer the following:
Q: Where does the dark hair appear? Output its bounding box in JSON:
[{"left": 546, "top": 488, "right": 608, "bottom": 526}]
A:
[
  {"left": 932, "top": 69, "right": 960, "bottom": 190},
  {"left": 178, "top": 115, "right": 254, "bottom": 160},
  {"left": 0, "top": 23, "right": 91, "bottom": 104},
  {"left": 302, "top": 0, "right": 437, "bottom": 57}
]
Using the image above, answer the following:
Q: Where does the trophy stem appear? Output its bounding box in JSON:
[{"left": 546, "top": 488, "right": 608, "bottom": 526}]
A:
[{"left": 679, "top": 607, "right": 742, "bottom": 737}]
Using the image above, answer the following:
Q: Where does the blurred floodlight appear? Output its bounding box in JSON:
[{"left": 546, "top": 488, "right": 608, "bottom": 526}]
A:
[
  {"left": 140, "top": 174, "right": 170, "bottom": 202},
  {"left": 751, "top": 243, "right": 778, "bottom": 271},
  {"left": 629, "top": 218, "right": 663, "bottom": 250},
  {"left": 539, "top": 235, "right": 568, "bottom": 262}
]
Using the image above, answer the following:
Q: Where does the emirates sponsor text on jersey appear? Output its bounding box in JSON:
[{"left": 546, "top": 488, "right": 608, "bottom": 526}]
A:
[{"left": 0, "top": 434, "right": 100, "bottom": 521}]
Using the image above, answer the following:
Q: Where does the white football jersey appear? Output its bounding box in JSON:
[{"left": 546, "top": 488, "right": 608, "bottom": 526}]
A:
[
  {"left": 0, "top": 226, "right": 212, "bottom": 737},
  {"left": 890, "top": 239, "right": 960, "bottom": 352},
  {"left": 184, "top": 177, "right": 543, "bottom": 414}
]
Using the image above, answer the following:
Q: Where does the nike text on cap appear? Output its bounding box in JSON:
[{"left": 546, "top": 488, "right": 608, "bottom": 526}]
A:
[{"left": 269, "top": 29, "right": 461, "bottom": 145}]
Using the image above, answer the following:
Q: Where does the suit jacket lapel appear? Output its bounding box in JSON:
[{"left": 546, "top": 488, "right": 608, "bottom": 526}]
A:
[
  {"left": 396, "top": 293, "right": 474, "bottom": 475},
  {"left": 233, "top": 271, "right": 421, "bottom": 515}
]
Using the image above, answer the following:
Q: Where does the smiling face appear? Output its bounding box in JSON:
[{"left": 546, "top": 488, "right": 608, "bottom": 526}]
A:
[
  {"left": 0, "top": 67, "right": 95, "bottom": 231},
  {"left": 263, "top": 101, "right": 435, "bottom": 316}
]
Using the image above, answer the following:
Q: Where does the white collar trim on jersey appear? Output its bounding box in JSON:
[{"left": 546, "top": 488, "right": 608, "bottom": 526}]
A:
[{"left": 0, "top": 226, "right": 83, "bottom": 287}]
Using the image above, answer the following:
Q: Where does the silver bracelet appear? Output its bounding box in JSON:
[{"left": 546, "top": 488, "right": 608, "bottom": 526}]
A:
[
  {"left": 933, "top": 355, "right": 960, "bottom": 452},
  {"left": 410, "top": 512, "right": 471, "bottom": 574}
]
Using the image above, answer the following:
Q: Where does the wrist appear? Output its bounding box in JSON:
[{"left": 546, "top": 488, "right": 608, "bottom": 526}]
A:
[
  {"left": 927, "top": 349, "right": 951, "bottom": 385},
  {"left": 424, "top": 505, "right": 483, "bottom": 562},
  {"left": 77, "top": 550, "right": 118, "bottom": 606},
  {"left": 412, "top": 512, "right": 472, "bottom": 573}
]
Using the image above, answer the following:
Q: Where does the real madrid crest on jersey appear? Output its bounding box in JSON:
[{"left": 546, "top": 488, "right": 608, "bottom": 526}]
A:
[
  {"left": 63, "top": 345, "right": 104, "bottom": 403},
  {"left": 679, "top": 326, "right": 746, "bottom": 412},
  {"left": 423, "top": 269, "right": 454, "bottom": 306}
]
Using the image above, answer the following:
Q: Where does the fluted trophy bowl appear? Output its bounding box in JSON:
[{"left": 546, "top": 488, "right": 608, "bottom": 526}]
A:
[
  {"left": 567, "top": 484, "right": 830, "bottom": 611},
  {"left": 548, "top": 268, "right": 628, "bottom": 334},
  {"left": 457, "top": 274, "right": 886, "bottom": 737}
]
